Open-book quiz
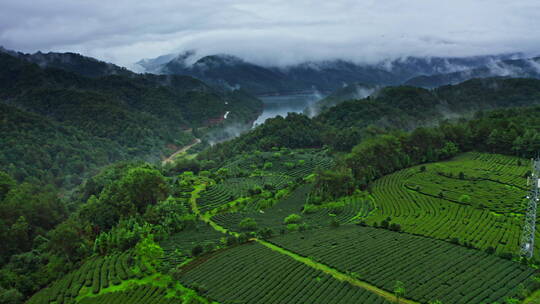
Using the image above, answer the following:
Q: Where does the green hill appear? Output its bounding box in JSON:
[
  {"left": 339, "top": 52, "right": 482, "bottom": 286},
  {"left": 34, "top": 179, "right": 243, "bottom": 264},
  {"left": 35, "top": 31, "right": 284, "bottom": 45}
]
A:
[{"left": 0, "top": 52, "right": 262, "bottom": 186}]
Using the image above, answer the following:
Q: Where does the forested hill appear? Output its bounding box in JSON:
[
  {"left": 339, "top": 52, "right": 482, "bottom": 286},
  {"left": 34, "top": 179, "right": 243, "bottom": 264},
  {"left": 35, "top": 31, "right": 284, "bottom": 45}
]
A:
[
  {"left": 200, "top": 77, "right": 540, "bottom": 161},
  {"left": 0, "top": 47, "right": 133, "bottom": 78},
  {"left": 318, "top": 77, "right": 540, "bottom": 131},
  {"left": 139, "top": 52, "right": 519, "bottom": 95},
  {"left": 0, "top": 52, "right": 262, "bottom": 187},
  {"left": 309, "top": 82, "right": 379, "bottom": 114}
]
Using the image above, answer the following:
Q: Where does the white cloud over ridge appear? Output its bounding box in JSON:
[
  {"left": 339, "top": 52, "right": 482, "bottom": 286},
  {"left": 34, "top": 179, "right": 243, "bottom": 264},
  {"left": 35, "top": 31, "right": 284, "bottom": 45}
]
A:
[{"left": 1, "top": 0, "right": 539, "bottom": 69}]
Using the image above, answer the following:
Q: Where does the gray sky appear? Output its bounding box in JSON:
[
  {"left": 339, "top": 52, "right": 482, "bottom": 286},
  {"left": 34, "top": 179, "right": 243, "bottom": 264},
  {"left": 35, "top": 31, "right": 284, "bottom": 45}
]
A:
[{"left": 1, "top": 0, "right": 539, "bottom": 69}]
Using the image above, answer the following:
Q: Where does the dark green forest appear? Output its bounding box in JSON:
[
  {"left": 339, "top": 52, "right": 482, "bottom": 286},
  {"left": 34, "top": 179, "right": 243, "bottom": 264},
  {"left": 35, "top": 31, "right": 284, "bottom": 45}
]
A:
[
  {"left": 0, "top": 52, "right": 262, "bottom": 188},
  {"left": 200, "top": 77, "right": 540, "bottom": 162}
]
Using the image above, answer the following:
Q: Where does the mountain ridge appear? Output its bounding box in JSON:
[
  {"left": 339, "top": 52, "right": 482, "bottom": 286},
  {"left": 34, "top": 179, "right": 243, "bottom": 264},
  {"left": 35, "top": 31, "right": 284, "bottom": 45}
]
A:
[{"left": 137, "top": 51, "right": 524, "bottom": 95}]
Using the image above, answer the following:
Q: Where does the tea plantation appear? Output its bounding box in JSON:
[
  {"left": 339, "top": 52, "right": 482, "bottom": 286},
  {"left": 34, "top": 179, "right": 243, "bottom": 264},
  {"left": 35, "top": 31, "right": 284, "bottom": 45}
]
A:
[
  {"left": 366, "top": 152, "right": 531, "bottom": 258},
  {"left": 271, "top": 226, "right": 540, "bottom": 304},
  {"left": 176, "top": 242, "right": 393, "bottom": 304},
  {"left": 24, "top": 152, "right": 540, "bottom": 304}
]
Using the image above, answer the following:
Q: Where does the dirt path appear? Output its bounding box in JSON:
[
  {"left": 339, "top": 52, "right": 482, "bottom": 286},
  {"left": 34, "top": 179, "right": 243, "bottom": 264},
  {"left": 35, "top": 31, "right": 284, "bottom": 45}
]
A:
[
  {"left": 162, "top": 138, "right": 201, "bottom": 165},
  {"left": 258, "top": 239, "right": 419, "bottom": 304},
  {"left": 187, "top": 186, "right": 419, "bottom": 304}
]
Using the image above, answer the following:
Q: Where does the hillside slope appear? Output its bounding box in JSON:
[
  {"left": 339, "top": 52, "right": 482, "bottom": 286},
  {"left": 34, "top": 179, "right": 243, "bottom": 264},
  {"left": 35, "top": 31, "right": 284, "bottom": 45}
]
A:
[{"left": 0, "top": 52, "right": 262, "bottom": 186}]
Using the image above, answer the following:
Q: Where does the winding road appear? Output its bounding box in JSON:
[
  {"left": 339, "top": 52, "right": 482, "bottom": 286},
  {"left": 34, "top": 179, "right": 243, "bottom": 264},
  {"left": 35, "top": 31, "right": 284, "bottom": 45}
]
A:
[{"left": 162, "top": 138, "right": 201, "bottom": 165}]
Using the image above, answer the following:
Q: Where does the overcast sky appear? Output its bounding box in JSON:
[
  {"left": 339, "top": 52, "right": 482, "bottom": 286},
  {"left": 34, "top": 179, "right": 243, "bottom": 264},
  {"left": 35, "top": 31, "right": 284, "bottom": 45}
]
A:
[{"left": 1, "top": 0, "right": 539, "bottom": 69}]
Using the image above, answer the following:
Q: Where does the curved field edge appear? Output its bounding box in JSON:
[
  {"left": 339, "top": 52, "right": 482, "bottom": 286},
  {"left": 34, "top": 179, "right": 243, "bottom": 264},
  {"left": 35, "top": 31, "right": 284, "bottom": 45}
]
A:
[{"left": 365, "top": 152, "right": 531, "bottom": 257}]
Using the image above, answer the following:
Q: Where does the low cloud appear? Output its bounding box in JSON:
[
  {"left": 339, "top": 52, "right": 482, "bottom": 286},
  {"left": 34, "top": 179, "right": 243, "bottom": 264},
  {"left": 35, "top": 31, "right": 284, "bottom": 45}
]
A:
[{"left": 1, "top": 0, "right": 540, "bottom": 69}]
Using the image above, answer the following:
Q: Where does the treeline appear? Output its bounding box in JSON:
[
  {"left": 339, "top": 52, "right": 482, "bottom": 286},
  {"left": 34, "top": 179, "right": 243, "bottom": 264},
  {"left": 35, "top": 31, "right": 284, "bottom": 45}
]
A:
[
  {"left": 200, "top": 77, "right": 540, "bottom": 164},
  {"left": 341, "top": 106, "right": 540, "bottom": 189}
]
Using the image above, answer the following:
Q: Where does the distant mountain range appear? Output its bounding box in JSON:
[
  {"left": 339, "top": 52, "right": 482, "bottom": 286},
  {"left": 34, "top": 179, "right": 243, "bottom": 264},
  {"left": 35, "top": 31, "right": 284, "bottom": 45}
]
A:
[
  {"left": 405, "top": 57, "right": 540, "bottom": 88},
  {"left": 137, "top": 51, "right": 529, "bottom": 95}
]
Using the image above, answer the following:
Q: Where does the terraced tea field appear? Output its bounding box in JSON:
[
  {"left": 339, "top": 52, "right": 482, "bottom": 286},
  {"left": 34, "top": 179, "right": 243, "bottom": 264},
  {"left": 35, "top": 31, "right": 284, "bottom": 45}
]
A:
[
  {"left": 196, "top": 175, "right": 292, "bottom": 213},
  {"left": 211, "top": 183, "right": 314, "bottom": 232},
  {"left": 27, "top": 252, "right": 153, "bottom": 304},
  {"left": 78, "top": 285, "right": 177, "bottom": 304},
  {"left": 271, "top": 226, "right": 539, "bottom": 304},
  {"left": 176, "top": 242, "right": 393, "bottom": 304},
  {"left": 212, "top": 184, "right": 370, "bottom": 233},
  {"left": 366, "top": 152, "right": 530, "bottom": 257},
  {"left": 25, "top": 152, "right": 540, "bottom": 304},
  {"left": 160, "top": 222, "right": 224, "bottom": 265}
]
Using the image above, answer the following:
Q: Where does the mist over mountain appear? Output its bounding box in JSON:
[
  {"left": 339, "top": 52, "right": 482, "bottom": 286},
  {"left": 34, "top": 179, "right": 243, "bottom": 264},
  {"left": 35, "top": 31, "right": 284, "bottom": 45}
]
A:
[
  {"left": 405, "top": 56, "right": 540, "bottom": 88},
  {"left": 307, "top": 83, "right": 380, "bottom": 116},
  {"left": 0, "top": 47, "right": 132, "bottom": 78},
  {"left": 137, "top": 51, "right": 524, "bottom": 95}
]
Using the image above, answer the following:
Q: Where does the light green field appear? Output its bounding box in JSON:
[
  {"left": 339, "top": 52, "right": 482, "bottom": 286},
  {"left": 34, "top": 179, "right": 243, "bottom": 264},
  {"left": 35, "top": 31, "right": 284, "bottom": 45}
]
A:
[{"left": 366, "top": 152, "right": 531, "bottom": 257}]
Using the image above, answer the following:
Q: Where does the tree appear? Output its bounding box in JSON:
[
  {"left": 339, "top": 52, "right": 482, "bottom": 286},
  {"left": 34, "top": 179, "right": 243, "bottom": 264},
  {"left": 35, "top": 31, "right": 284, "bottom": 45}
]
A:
[
  {"left": 115, "top": 167, "right": 168, "bottom": 213},
  {"left": 0, "top": 288, "right": 23, "bottom": 304},
  {"left": 0, "top": 171, "right": 16, "bottom": 201},
  {"left": 47, "top": 218, "right": 91, "bottom": 262},
  {"left": 284, "top": 214, "right": 302, "bottom": 224},
  {"left": 313, "top": 167, "right": 355, "bottom": 201},
  {"left": 394, "top": 281, "right": 406, "bottom": 303},
  {"left": 135, "top": 234, "right": 164, "bottom": 270},
  {"left": 9, "top": 216, "right": 30, "bottom": 253},
  {"left": 459, "top": 194, "right": 471, "bottom": 203},
  {"left": 329, "top": 214, "right": 340, "bottom": 228},
  {"left": 191, "top": 244, "right": 204, "bottom": 257},
  {"left": 438, "top": 141, "right": 459, "bottom": 159},
  {"left": 389, "top": 223, "right": 401, "bottom": 232},
  {"left": 239, "top": 218, "right": 258, "bottom": 231}
]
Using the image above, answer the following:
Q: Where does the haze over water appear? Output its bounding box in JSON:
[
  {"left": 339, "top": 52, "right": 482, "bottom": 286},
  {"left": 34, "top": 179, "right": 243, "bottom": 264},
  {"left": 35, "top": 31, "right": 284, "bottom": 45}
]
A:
[{"left": 253, "top": 92, "right": 325, "bottom": 126}]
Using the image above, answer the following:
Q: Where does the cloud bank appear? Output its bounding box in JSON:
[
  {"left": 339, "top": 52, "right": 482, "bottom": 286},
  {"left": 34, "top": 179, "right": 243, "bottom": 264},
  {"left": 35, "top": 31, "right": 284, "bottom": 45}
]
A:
[{"left": 1, "top": 0, "right": 539, "bottom": 69}]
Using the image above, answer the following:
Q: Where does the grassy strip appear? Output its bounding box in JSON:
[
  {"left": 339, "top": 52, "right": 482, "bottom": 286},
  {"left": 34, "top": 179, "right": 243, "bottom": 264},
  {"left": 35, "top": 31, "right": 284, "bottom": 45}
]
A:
[
  {"left": 190, "top": 183, "right": 231, "bottom": 235},
  {"left": 76, "top": 273, "right": 161, "bottom": 301},
  {"left": 256, "top": 239, "right": 419, "bottom": 304}
]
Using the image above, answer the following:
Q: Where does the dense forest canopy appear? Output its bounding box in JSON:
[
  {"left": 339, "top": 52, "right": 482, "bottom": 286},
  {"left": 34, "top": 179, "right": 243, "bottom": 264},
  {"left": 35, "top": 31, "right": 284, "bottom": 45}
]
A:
[{"left": 0, "top": 52, "right": 262, "bottom": 187}]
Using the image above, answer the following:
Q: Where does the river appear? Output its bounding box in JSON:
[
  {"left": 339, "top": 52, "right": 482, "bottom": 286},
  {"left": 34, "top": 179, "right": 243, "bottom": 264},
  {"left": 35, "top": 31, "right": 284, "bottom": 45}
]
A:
[{"left": 253, "top": 92, "right": 326, "bottom": 127}]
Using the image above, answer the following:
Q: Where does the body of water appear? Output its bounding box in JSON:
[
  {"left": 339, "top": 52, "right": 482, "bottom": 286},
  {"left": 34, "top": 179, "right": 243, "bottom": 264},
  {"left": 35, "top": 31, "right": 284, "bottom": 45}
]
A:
[{"left": 253, "top": 92, "right": 325, "bottom": 126}]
